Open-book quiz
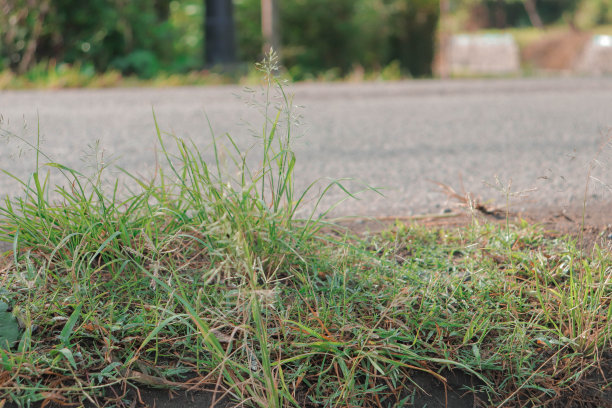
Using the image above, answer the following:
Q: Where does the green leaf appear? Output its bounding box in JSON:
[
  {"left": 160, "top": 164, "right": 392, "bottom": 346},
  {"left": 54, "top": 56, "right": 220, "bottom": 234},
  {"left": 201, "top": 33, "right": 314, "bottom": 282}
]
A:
[
  {"left": 57, "top": 347, "right": 78, "bottom": 369},
  {"left": 472, "top": 344, "right": 481, "bottom": 361},
  {"left": 0, "top": 301, "right": 21, "bottom": 350},
  {"left": 59, "top": 303, "right": 83, "bottom": 347}
]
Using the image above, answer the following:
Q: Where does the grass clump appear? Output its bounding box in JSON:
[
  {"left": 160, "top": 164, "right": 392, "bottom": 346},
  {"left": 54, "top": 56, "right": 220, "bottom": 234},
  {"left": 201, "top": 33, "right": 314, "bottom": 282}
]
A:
[{"left": 0, "top": 54, "right": 610, "bottom": 408}]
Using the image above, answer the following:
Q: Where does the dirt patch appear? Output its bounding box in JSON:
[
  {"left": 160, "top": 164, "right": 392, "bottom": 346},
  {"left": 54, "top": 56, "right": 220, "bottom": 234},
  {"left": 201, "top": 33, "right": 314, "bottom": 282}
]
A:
[
  {"left": 519, "top": 201, "right": 612, "bottom": 249},
  {"left": 522, "top": 29, "right": 592, "bottom": 71},
  {"left": 8, "top": 358, "right": 609, "bottom": 408},
  {"left": 333, "top": 200, "right": 612, "bottom": 250}
]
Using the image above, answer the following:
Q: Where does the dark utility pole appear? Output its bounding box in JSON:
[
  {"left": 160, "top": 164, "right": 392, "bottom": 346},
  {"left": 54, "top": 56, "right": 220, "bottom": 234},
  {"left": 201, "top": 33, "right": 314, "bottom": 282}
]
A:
[{"left": 205, "top": 0, "right": 236, "bottom": 66}]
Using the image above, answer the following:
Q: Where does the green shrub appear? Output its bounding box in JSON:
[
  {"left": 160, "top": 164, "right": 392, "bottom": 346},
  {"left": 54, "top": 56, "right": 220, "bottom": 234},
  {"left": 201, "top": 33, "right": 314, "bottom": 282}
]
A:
[
  {"left": 279, "top": 0, "right": 440, "bottom": 79},
  {"left": 1, "top": 0, "right": 441, "bottom": 79},
  {"left": 0, "top": 0, "right": 179, "bottom": 76}
]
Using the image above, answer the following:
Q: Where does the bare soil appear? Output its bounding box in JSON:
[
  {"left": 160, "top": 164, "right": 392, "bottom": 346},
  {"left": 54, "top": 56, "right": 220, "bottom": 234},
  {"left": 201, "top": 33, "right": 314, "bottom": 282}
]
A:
[
  {"left": 336, "top": 201, "right": 612, "bottom": 252},
  {"left": 522, "top": 29, "right": 592, "bottom": 71}
]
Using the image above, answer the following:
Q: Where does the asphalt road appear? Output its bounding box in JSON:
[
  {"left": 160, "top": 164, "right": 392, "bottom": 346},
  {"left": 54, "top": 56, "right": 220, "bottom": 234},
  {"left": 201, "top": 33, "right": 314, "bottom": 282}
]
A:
[{"left": 1, "top": 77, "right": 611, "bottom": 218}]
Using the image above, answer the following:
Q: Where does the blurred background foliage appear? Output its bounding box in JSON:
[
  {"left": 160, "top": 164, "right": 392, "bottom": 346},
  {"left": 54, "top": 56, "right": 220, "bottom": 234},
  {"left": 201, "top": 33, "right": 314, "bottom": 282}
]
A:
[
  {"left": 0, "top": 0, "right": 608, "bottom": 83},
  {"left": 453, "top": 0, "right": 581, "bottom": 30}
]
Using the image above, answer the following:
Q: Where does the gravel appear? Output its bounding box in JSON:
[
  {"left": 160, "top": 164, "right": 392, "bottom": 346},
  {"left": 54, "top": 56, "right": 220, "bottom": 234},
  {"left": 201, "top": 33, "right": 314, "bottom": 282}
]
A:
[{"left": 1, "top": 77, "right": 611, "bottom": 218}]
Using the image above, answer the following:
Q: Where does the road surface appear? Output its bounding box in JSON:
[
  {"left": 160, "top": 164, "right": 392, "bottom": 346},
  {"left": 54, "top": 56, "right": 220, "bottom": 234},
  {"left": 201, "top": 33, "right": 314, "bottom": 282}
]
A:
[{"left": 1, "top": 78, "right": 611, "bottom": 218}]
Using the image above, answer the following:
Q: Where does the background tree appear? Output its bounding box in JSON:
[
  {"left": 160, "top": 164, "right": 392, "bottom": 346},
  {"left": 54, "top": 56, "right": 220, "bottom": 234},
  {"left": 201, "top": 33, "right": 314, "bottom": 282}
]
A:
[
  {"left": 261, "top": 0, "right": 279, "bottom": 54},
  {"left": 523, "top": 0, "right": 543, "bottom": 28},
  {"left": 0, "top": 0, "right": 179, "bottom": 77},
  {"left": 457, "top": 0, "right": 580, "bottom": 29},
  {"left": 0, "top": 0, "right": 51, "bottom": 74}
]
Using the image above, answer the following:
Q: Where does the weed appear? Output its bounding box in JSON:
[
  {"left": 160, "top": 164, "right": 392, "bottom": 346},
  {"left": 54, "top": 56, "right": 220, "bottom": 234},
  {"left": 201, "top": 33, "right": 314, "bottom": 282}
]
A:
[{"left": 0, "top": 53, "right": 609, "bottom": 408}]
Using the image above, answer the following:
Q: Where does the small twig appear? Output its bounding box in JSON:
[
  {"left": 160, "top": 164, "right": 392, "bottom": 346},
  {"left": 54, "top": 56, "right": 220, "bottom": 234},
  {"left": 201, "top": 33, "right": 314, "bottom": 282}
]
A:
[{"left": 327, "top": 212, "right": 462, "bottom": 225}]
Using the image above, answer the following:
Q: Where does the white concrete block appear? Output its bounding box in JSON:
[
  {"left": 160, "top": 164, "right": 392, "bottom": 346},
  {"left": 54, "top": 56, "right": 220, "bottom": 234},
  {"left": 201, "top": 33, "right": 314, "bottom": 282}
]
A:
[
  {"left": 448, "top": 34, "right": 520, "bottom": 75},
  {"left": 575, "top": 35, "right": 612, "bottom": 74}
]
